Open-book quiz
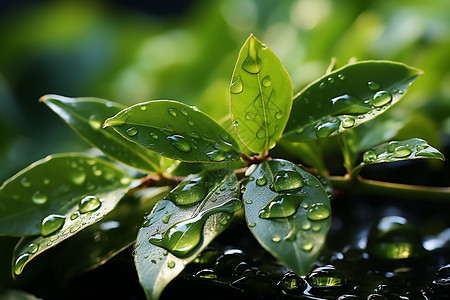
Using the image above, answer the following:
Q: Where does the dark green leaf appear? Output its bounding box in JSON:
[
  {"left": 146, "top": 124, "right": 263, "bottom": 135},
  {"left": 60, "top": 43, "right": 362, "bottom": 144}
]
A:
[
  {"left": 230, "top": 34, "right": 293, "bottom": 154},
  {"left": 103, "top": 100, "right": 241, "bottom": 163},
  {"left": 354, "top": 138, "right": 445, "bottom": 173},
  {"left": 282, "top": 61, "right": 422, "bottom": 141},
  {"left": 0, "top": 289, "right": 42, "bottom": 300},
  {"left": 41, "top": 94, "right": 167, "bottom": 173},
  {"left": 277, "top": 141, "right": 326, "bottom": 173},
  {"left": 243, "top": 159, "right": 330, "bottom": 275},
  {"left": 135, "top": 170, "right": 241, "bottom": 300},
  {"left": 0, "top": 153, "right": 133, "bottom": 237}
]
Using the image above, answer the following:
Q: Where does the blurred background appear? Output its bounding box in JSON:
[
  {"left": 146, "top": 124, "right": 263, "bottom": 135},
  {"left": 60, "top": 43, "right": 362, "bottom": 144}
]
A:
[{"left": 1, "top": 0, "right": 450, "bottom": 182}]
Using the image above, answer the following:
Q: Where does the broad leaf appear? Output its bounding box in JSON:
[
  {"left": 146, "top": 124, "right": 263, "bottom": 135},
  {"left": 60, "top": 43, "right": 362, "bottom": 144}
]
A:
[
  {"left": 353, "top": 138, "right": 445, "bottom": 173},
  {"left": 135, "top": 170, "right": 241, "bottom": 300},
  {"left": 104, "top": 100, "right": 241, "bottom": 163},
  {"left": 230, "top": 34, "right": 293, "bottom": 154},
  {"left": 0, "top": 154, "right": 132, "bottom": 237},
  {"left": 243, "top": 159, "right": 330, "bottom": 275},
  {"left": 13, "top": 187, "right": 169, "bottom": 280},
  {"left": 41, "top": 94, "right": 165, "bottom": 173},
  {"left": 282, "top": 61, "right": 422, "bottom": 141}
]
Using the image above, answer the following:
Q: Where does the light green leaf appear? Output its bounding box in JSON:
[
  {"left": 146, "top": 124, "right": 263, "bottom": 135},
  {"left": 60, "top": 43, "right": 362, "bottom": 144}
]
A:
[
  {"left": 243, "top": 159, "right": 330, "bottom": 275},
  {"left": 282, "top": 61, "right": 422, "bottom": 141},
  {"left": 354, "top": 138, "right": 445, "bottom": 173},
  {"left": 135, "top": 170, "right": 241, "bottom": 300},
  {"left": 230, "top": 34, "right": 293, "bottom": 154},
  {"left": 0, "top": 153, "right": 133, "bottom": 237},
  {"left": 103, "top": 100, "right": 241, "bottom": 163},
  {"left": 41, "top": 94, "right": 166, "bottom": 173}
]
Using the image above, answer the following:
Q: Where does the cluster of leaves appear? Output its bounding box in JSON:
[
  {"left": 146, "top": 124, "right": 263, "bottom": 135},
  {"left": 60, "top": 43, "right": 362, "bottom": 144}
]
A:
[{"left": 0, "top": 35, "right": 446, "bottom": 299}]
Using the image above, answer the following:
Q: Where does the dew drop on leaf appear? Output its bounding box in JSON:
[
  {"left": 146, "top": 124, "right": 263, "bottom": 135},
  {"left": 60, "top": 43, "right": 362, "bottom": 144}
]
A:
[
  {"left": 28, "top": 243, "right": 38, "bottom": 254},
  {"left": 168, "top": 108, "right": 177, "bottom": 117},
  {"left": 70, "top": 170, "right": 86, "bottom": 185},
  {"left": 20, "top": 177, "right": 31, "bottom": 188},
  {"left": 262, "top": 75, "right": 272, "bottom": 87},
  {"left": 256, "top": 176, "right": 267, "bottom": 186},
  {"left": 258, "top": 194, "right": 304, "bottom": 219},
  {"left": 207, "top": 150, "right": 226, "bottom": 162},
  {"left": 179, "top": 107, "right": 189, "bottom": 116},
  {"left": 307, "top": 266, "right": 347, "bottom": 287},
  {"left": 79, "top": 195, "right": 102, "bottom": 214},
  {"left": 245, "top": 112, "right": 255, "bottom": 120},
  {"left": 126, "top": 127, "right": 138, "bottom": 137},
  {"left": 230, "top": 75, "right": 243, "bottom": 94},
  {"left": 88, "top": 115, "right": 101, "bottom": 130},
  {"left": 187, "top": 119, "right": 194, "bottom": 126},
  {"left": 341, "top": 117, "right": 355, "bottom": 128},
  {"left": 139, "top": 103, "right": 147, "bottom": 111},
  {"left": 275, "top": 110, "right": 283, "bottom": 119},
  {"left": 41, "top": 214, "right": 66, "bottom": 237},
  {"left": 300, "top": 236, "right": 314, "bottom": 252},
  {"left": 150, "top": 132, "right": 159, "bottom": 139},
  {"left": 337, "top": 74, "right": 345, "bottom": 80},
  {"left": 307, "top": 203, "right": 330, "bottom": 221},
  {"left": 315, "top": 120, "right": 340, "bottom": 138},
  {"left": 372, "top": 91, "right": 392, "bottom": 107},
  {"left": 393, "top": 145, "right": 411, "bottom": 158},
  {"left": 270, "top": 170, "right": 304, "bottom": 193},
  {"left": 167, "top": 261, "right": 176, "bottom": 268},
  {"left": 367, "top": 81, "right": 381, "bottom": 91},
  {"left": 32, "top": 191, "right": 48, "bottom": 205},
  {"left": 168, "top": 178, "right": 208, "bottom": 206},
  {"left": 242, "top": 36, "right": 262, "bottom": 74},
  {"left": 167, "top": 135, "right": 192, "bottom": 153},
  {"left": 272, "top": 234, "right": 281, "bottom": 243},
  {"left": 14, "top": 253, "right": 31, "bottom": 275},
  {"left": 161, "top": 125, "right": 174, "bottom": 134},
  {"left": 363, "top": 150, "right": 377, "bottom": 163}
]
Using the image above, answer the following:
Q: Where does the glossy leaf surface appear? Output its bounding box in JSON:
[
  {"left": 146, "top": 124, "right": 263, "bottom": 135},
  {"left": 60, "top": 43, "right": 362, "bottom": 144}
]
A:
[
  {"left": 243, "top": 159, "right": 330, "bottom": 275},
  {"left": 41, "top": 94, "right": 165, "bottom": 173},
  {"left": 354, "top": 138, "right": 445, "bottom": 172},
  {"left": 0, "top": 154, "right": 132, "bottom": 236},
  {"left": 104, "top": 100, "right": 241, "bottom": 163},
  {"left": 282, "top": 61, "right": 422, "bottom": 141},
  {"left": 230, "top": 34, "right": 293, "bottom": 153},
  {"left": 135, "top": 170, "right": 241, "bottom": 300}
]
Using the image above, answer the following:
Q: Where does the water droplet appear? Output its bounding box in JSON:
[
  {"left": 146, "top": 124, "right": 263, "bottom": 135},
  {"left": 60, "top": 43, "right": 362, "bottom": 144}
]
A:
[
  {"left": 307, "top": 266, "right": 347, "bottom": 287},
  {"left": 341, "top": 117, "right": 355, "bottom": 128},
  {"left": 14, "top": 253, "right": 31, "bottom": 275},
  {"left": 272, "top": 234, "right": 281, "bottom": 243},
  {"left": 195, "top": 269, "right": 217, "bottom": 279},
  {"left": 168, "top": 108, "right": 177, "bottom": 117},
  {"left": 245, "top": 112, "right": 255, "bottom": 120},
  {"left": 232, "top": 120, "right": 238, "bottom": 127},
  {"left": 120, "top": 176, "right": 131, "bottom": 185},
  {"left": 300, "top": 219, "right": 311, "bottom": 230},
  {"left": 249, "top": 222, "right": 256, "bottom": 228},
  {"left": 168, "top": 177, "right": 208, "bottom": 206},
  {"left": 41, "top": 214, "right": 66, "bottom": 237},
  {"left": 300, "top": 236, "right": 314, "bottom": 252},
  {"left": 88, "top": 116, "right": 101, "bottom": 130},
  {"left": 256, "top": 176, "right": 267, "bottom": 186},
  {"left": 139, "top": 103, "right": 147, "bottom": 110},
  {"left": 167, "top": 135, "right": 192, "bottom": 153},
  {"left": 258, "top": 194, "right": 304, "bottom": 219},
  {"left": 387, "top": 141, "right": 399, "bottom": 152},
  {"left": 20, "top": 177, "right": 31, "bottom": 188},
  {"left": 270, "top": 170, "right": 304, "bottom": 193},
  {"left": 319, "top": 82, "right": 325, "bottom": 89},
  {"left": 92, "top": 166, "right": 102, "bottom": 176},
  {"left": 367, "top": 216, "right": 423, "bottom": 260},
  {"left": 162, "top": 214, "right": 172, "bottom": 224},
  {"left": 262, "top": 75, "right": 272, "bottom": 87},
  {"left": 337, "top": 74, "right": 345, "bottom": 80},
  {"left": 275, "top": 110, "right": 283, "bottom": 119},
  {"left": 368, "top": 81, "right": 381, "bottom": 91},
  {"left": 70, "top": 170, "right": 86, "bottom": 185},
  {"left": 307, "top": 203, "right": 330, "bottom": 221},
  {"left": 126, "top": 127, "right": 138, "bottom": 137},
  {"left": 230, "top": 75, "right": 243, "bottom": 94},
  {"left": 245, "top": 200, "right": 253, "bottom": 205},
  {"left": 167, "top": 261, "right": 175, "bottom": 268},
  {"left": 161, "top": 125, "right": 174, "bottom": 134},
  {"left": 242, "top": 36, "right": 262, "bottom": 74},
  {"left": 28, "top": 243, "right": 38, "bottom": 254},
  {"left": 393, "top": 145, "right": 411, "bottom": 158},
  {"left": 179, "top": 107, "right": 188, "bottom": 116},
  {"left": 32, "top": 191, "right": 47, "bottom": 205},
  {"left": 79, "top": 195, "right": 102, "bottom": 214},
  {"left": 372, "top": 91, "right": 392, "bottom": 107},
  {"left": 363, "top": 150, "right": 377, "bottom": 163},
  {"left": 70, "top": 211, "right": 80, "bottom": 220},
  {"left": 150, "top": 132, "right": 158, "bottom": 139},
  {"left": 327, "top": 77, "right": 334, "bottom": 83},
  {"left": 315, "top": 120, "right": 340, "bottom": 138},
  {"left": 207, "top": 150, "right": 226, "bottom": 162},
  {"left": 331, "top": 94, "right": 371, "bottom": 115},
  {"left": 187, "top": 119, "right": 194, "bottom": 126}
]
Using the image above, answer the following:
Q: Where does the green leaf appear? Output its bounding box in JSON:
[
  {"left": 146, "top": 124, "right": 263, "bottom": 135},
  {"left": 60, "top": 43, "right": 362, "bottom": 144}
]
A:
[
  {"left": 0, "top": 153, "right": 133, "bottom": 236},
  {"left": 0, "top": 289, "right": 42, "bottom": 300},
  {"left": 354, "top": 138, "right": 445, "bottom": 173},
  {"left": 230, "top": 34, "right": 293, "bottom": 154},
  {"left": 243, "top": 159, "right": 331, "bottom": 275},
  {"left": 14, "top": 187, "right": 169, "bottom": 280},
  {"left": 282, "top": 61, "right": 422, "bottom": 141},
  {"left": 135, "top": 170, "right": 241, "bottom": 300},
  {"left": 41, "top": 94, "right": 166, "bottom": 173},
  {"left": 103, "top": 100, "right": 241, "bottom": 163}
]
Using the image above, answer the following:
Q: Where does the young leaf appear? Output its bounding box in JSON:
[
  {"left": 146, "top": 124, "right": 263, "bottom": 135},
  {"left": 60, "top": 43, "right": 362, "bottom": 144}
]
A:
[
  {"left": 230, "top": 34, "right": 293, "bottom": 154},
  {"left": 40, "top": 94, "right": 165, "bottom": 173},
  {"left": 282, "top": 61, "right": 422, "bottom": 141},
  {"left": 0, "top": 154, "right": 133, "bottom": 236},
  {"left": 135, "top": 170, "right": 241, "bottom": 300},
  {"left": 243, "top": 159, "right": 331, "bottom": 275},
  {"left": 353, "top": 138, "right": 445, "bottom": 173},
  {"left": 103, "top": 100, "right": 241, "bottom": 163}
]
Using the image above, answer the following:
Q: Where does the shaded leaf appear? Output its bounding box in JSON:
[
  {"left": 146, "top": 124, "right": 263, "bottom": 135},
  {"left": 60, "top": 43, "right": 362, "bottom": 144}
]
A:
[
  {"left": 282, "top": 61, "right": 422, "bottom": 141},
  {"left": 230, "top": 34, "right": 293, "bottom": 154},
  {"left": 354, "top": 138, "right": 445, "bottom": 173},
  {"left": 41, "top": 94, "right": 166, "bottom": 173},
  {"left": 0, "top": 153, "right": 132, "bottom": 236},
  {"left": 243, "top": 159, "right": 330, "bottom": 275},
  {"left": 104, "top": 100, "right": 241, "bottom": 163},
  {"left": 135, "top": 170, "right": 241, "bottom": 300},
  {"left": 0, "top": 289, "right": 42, "bottom": 300}
]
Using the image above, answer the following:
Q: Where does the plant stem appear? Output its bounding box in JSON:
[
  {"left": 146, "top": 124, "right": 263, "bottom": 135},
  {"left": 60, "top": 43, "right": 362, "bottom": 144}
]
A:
[{"left": 328, "top": 175, "right": 450, "bottom": 201}]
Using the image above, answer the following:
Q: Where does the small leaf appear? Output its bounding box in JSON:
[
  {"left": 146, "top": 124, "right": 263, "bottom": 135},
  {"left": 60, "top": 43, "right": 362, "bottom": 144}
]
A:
[
  {"left": 230, "top": 34, "right": 293, "bottom": 154},
  {"left": 103, "top": 100, "right": 241, "bottom": 163},
  {"left": 354, "top": 138, "right": 445, "bottom": 173},
  {"left": 0, "top": 154, "right": 133, "bottom": 236},
  {"left": 243, "top": 159, "right": 331, "bottom": 275},
  {"left": 282, "top": 61, "right": 422, "bottom": 141},
  {"left": 41, "top": 94, "right": 165, "bottom": 173},
  {"left": 135, "top": 170, "right": 241, "bottom": 300}
]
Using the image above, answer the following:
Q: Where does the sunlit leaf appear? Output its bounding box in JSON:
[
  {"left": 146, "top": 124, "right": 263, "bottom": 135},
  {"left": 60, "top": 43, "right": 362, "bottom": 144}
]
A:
[
  {"left": 103, "top": 100, "right": 241, "bottom": 163},
  {"left": 41, "top": 94, "right": 166, "bottom": 173},
  {"left": 243, "top": 159, "right": 330, "bottom": 275},
  {"left": 282, "top": 61, "right": 422, "bottom": 141},
  {"left": 230, "top": 34, "right": 293, "bottom": 154},
  {"left": 135, "top": 170, "right": 241, "bottom": 300}
]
